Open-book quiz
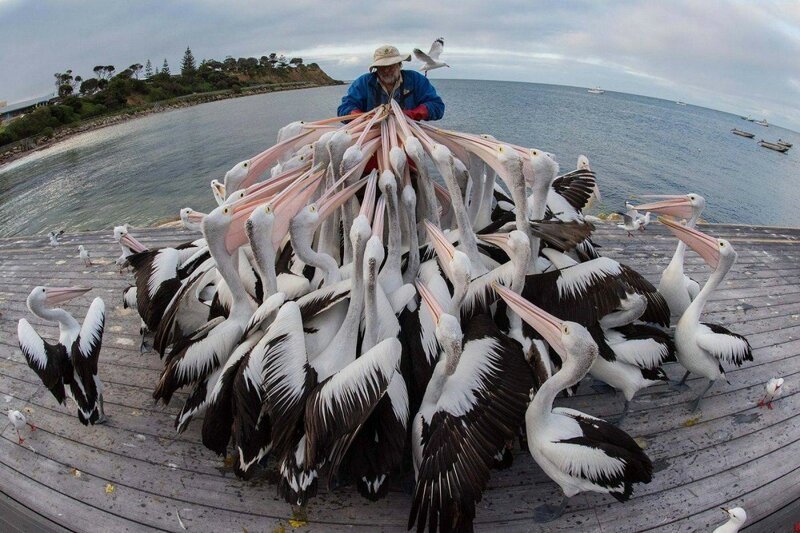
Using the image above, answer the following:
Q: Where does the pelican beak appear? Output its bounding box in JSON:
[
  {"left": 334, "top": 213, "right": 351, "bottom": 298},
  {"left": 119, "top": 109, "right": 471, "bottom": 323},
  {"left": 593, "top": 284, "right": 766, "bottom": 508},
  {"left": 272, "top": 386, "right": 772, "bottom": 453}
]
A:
[
  {"left": 477, "top": 232, "right": 510, "bottom": 255},
  {"left": 493, "top": 283, "right": 567, "bottom": 357},
  {"left": 432, "top": 182, "right": 451, "bottom": 218},
  {"left": 424, "top": 219, "right": 456, "bottom": 276},
  {"left": 416, "top": 280, "right": 443, "bottom": 324},
  {"left": 359, "top": 170, "right": 379, "bottom": 220},
  {"left": 316, "top": 176, "right": 368, "bottom": 221},
  {"left": 45, "top": 286, "right": 92, "bottom": 306},
  {"left": 373, "top": 197, "right": 386, "bottom": 240},
  {"left": 634, "top": 195, "right": 694, "bottom": 219},
  {"left": 658, "top": 216, "right": 721, "bottom": 270},
  {"left": 185, "top": 210, "right": 205, "bottom": 224},
  {"left": 211, "top": 181, "right": 226, "bottom": 201},
  {"left": 120, "top": 233, "right": 147, "bottom": 253}
]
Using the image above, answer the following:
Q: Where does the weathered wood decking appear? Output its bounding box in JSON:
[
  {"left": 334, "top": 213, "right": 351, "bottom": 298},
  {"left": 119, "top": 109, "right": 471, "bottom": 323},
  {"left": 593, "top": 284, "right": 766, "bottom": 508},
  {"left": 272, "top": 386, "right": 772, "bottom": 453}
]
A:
[{"left": 1, "top": 221, "right": 798, "bottom": 532}]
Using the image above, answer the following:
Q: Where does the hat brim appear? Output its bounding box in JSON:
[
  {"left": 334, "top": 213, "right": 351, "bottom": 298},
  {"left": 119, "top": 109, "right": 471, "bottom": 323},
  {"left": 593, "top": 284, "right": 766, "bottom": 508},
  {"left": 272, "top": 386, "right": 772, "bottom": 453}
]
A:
[{"left": 369, "top": 54, "right": 411, "bottom": 69}]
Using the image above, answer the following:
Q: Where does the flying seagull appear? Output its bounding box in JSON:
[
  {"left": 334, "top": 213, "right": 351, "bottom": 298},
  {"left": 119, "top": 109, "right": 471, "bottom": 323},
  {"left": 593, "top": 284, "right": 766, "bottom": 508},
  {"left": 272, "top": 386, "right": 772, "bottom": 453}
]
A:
[{"left": 413, "top": 38, "right": 449, "bottom": 76}]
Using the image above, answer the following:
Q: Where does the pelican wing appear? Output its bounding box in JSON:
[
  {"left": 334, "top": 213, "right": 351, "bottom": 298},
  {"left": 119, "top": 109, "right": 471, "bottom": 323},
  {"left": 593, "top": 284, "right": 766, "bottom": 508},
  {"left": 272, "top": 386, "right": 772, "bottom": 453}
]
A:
[
  {"left": 242, "top": 292, "right": 285, "bottom": 339},
  {"left": 296, "top": 278, "right": 351, "bottom": 323},
  {"left": 67, "top": 297, "right": 105, "bottom": 424},
  {"left": 618, "top": 264, "right": 670, "bottom": 327},
  {"left": 409, "top": 317, "right": 531, "bottom": 532},
  {"left": 551, "top": 169, "right": 596, "bottom": 211},
  {"left": 304, "top": 337, "right": 401, "bottom": 468},
  {"left": 17, "top": 319, "right": 69, "bottom": 404},
  {"left": 259, "top": 302, "right": 316, "bottom": 460},
  {"left": 175, "top": 366, "right": 221, "bottom": 433},
  {"left": 547, "top": 408, "right": 653, "bottom": 501},
  {"left": 521, "top": 257, "right": 627, "bottom": 325},
  {"left": 697, "top": 323, "right": 753, "bottom": 367},
  {"left": 201, "top": 342, "right": 251, "bottom": 455}
]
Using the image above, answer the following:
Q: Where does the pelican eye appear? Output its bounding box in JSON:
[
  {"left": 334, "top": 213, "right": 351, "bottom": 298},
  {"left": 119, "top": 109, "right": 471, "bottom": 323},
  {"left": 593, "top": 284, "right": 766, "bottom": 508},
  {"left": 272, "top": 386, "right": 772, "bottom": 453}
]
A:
[
  {"left": 243, "top": 162, "right": 249, "bottom": 168},
  {"left": 264, "top": 205, "right": 272, "bottom": 214},
  {"left": 562, "top": 325, "right": 569, "bottom": 334},
  {"left": 223, "top": 207, "right": 231, "bottom": 215}
]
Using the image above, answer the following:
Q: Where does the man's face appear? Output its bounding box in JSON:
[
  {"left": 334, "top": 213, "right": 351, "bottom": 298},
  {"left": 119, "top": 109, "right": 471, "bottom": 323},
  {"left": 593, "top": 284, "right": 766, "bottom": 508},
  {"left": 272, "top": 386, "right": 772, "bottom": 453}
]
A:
[{"left": 375, "top": 63, "right": 401, "bottom": 86}]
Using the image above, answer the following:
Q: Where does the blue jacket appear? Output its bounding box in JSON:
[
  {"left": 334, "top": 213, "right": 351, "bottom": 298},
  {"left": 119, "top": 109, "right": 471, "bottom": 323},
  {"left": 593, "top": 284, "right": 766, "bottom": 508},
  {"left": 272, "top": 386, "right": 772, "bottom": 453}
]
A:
[{"left": 337, "top": 70, "right": 444, "bottom": 120}]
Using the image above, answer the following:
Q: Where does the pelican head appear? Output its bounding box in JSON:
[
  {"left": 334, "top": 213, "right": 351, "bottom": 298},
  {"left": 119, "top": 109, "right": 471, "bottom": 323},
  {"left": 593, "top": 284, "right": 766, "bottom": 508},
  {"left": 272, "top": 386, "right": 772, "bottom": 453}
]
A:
[
  {"left": 27, "top": 286, "right": 91, "bottom": 312},
  {"left": 525, "top": 148, "right": 559, "bottom": 189},
  {"left": 659, "top": 216, "right": 736, "bottom": 272},
  {"left": 494, "top": 283, "right": 597, "bottom": 376},
  {"left": 114, "top": 225, "right": 146, "bottom": 253},
  {"left": 577, "top": 155, "right": 590, "bottom": 170},
  {"left": 403, "top": 136, "right": 425, "bottom": 162},
  {"left": 416, "top": 280, "right": 462, "bottom": 370},
  {"left": 478, "top": 230, "right": 530, "bottom": 264},
  {"left": 180, "top": 208, "right": 205, "bottom": 231},
  {"left": 223, "top": 161, "right": 250, "bottom": 197},
  {"left": 634, "top": 193, "right": 705, "bottom": 223}
]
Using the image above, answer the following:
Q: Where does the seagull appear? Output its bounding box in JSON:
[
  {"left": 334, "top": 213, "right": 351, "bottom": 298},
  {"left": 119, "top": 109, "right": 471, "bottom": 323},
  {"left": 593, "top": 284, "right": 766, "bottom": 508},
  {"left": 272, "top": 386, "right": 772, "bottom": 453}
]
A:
[
  {"left": 48, "top": 230, "right": 64, "bottom": 246},
  {"left": 712, "top": 507, "right": 747, "bottom": 533},
  {"left": 617, "top": 211, "right": 642, "bottom": 236},
  {"left": 7, "top": 410, "right": 36, "bottom": 444},
  {"left": 413, "top": 38, "right": 449, "bottom": 76},
  {"left": 78, "top": 245, "right": 92, "bottom": 266},
  {"left": 758, "top": 377, "right": 784, "bottom": 409}
]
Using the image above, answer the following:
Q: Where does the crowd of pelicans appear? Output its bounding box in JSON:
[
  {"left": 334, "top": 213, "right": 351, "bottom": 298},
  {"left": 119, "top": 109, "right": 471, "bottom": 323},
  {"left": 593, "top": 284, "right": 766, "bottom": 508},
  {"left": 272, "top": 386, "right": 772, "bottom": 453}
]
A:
[{"left": 19, "top": 102, "right": 756, "bottom": 531}]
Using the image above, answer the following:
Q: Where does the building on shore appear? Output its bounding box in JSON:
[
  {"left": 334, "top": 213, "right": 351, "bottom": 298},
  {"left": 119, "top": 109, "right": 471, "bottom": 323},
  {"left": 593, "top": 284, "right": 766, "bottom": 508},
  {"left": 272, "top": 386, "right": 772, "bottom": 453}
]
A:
[{"left": 1, "top": 94, "right": 56, "bottom": 122}]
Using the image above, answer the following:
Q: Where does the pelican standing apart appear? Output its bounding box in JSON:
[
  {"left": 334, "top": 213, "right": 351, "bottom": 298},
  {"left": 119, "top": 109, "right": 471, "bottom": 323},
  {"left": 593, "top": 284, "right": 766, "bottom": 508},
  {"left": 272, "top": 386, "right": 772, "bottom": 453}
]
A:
[
  {"left": 496, "top": 285, "right": 652, "bottom": 522},
  {"left": 758, "top": 377, "right": 784, "bottom": 409},
  {"left": 413, "top": 38, "right": 449, "bottom": 76},
  {"left": 712, "top": 507, "right": 747, "bottom": 533},
  {"left": 78, "top": 245, "right": 92, "bottom": 266},
  {"left": 7, "top": 410, "right": 36, "bottom": 444},
  {"left": 634, "top": 194, "right": 705, "bottom": 316},
  {"left": 660, "top": 217, "right": 753, "bottom": 410},
  {"left": 18, "top": 287, "right": 107, "bottom": 424}
]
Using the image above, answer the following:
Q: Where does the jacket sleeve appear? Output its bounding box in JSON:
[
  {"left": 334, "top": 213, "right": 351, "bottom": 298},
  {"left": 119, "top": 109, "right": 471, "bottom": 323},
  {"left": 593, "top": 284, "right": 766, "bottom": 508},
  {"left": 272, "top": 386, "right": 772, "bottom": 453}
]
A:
[
  {"left": 338, "top": 76, "right": 369, "bottom": 117},
  {"left": 414, "top": 73, "right": 445, "bottom": 121}
]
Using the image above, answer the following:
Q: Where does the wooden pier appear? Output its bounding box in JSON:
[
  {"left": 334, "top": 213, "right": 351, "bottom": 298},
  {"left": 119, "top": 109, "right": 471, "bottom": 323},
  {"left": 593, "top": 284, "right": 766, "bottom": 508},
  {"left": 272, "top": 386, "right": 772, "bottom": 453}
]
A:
[{"left": 1, "top": 221, "right": 799, "bottom": 532}]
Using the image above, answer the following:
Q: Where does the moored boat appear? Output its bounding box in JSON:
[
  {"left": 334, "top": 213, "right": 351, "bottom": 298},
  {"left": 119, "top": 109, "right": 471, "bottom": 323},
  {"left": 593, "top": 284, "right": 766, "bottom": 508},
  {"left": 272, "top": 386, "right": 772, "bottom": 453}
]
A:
[
  {"left": 587, "top": 87, "right": 604, "bottom": 94},
  {"left": 776, "top": 139, "right": 793, "bottom": 148},
  {"left": 731, "top": 128, "right": 755, "bottom": 138},
  {"left": 755, "top": 118, "right": 769, "bottom": 127},
  {"left": 758, "top": 140, "right": 789, "bottom": 153}
]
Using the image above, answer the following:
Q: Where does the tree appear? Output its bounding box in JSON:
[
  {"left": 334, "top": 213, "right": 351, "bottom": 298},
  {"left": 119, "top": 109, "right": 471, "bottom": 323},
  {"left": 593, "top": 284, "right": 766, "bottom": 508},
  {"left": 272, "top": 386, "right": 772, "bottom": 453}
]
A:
[
  {"left": 53, "top": 70, "right": 75, "bottom": 97},
  {"left": 180, "top": 46, "right": 196, "bottom": 77},
  {"left": 79, "top": 78, "right": 99, "bottom": 95},
  {"left": 289, "top": 57, "right": 303, "bottom": 67},
  {"left": 223, "top": 56, "right": 237, "bottom": 71},
  {"left": 277, "top": 54, "right": 288, "bottom": 67},
  {"left": 162, "top": 58, "right": 170, "bottom": 75},
  {"left": 129, "top": 63, "right": 143, "bottom": 80},
  {"left": 93, "top": 65, "right": 115, "bottom": 81},
  {"left": 144, "top": 59, "right": 153, "bottom": 78}
]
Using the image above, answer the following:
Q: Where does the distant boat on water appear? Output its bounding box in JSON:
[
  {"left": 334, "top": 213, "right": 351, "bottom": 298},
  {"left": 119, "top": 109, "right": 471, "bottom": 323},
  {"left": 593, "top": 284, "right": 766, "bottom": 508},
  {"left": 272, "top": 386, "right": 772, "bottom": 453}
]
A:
[
  {"left": 776, "top": 139, "right": 793, "bottom": 148},
  {"left": 675, "top": 101, "right": 687, "bottom": 106},
  {"left": 758, "top": 140, "right": 789, "bottom": 153},
  {"left": 587, "top": 87, "right": 605, "bottom": 94},
  {"left": 755, "top": 118, "right": 769, "bottom": 127},
  {"left": 731, "top": 128, "right": 755, "bottom": 138}
]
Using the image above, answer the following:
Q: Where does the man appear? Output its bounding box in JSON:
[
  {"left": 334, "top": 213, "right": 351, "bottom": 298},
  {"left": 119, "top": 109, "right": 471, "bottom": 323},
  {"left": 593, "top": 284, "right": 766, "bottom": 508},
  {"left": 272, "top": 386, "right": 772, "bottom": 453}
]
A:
[{"left": 337, "top": 45, "right": 445, "bottom": 121}]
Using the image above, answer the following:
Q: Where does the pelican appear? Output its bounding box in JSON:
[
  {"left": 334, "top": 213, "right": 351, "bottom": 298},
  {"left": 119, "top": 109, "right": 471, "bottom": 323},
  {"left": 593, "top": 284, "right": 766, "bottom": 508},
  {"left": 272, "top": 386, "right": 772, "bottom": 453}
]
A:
[
  {"left": 408, "top": 281, "right": 531, "bottom": 532},
  {"left": 179, "top": 208, "right": 205, "bottom": 232},
  {"left": 413, "top": 38, "right": 449, "bottom": 76},
  {"left": 634, "top": 193, "right": 705, "bottom": 316},
  {"left": 713, "top": 507, "right": 747, "bottom": 533},
  {"left": 496, "top": 284, "right": 652, "bottom": 522},
  {"left": 758, "top": 377, "right": 784, "bottom": 409},
  {"left": 7, "top": 410, "right": 36, "bottom": 444},
  {"left": 660, "top": 216, "right": 752, "bottom": 410},
  {"left": 17, "top": 286, "right": 107, "bottom": 424}
]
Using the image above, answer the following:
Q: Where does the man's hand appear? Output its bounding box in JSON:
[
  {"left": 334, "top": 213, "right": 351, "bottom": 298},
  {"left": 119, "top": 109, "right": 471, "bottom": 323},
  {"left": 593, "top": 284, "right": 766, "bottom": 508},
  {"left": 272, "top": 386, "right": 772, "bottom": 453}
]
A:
[{"left": 403, "top": 104, "right": 429, "bottom": 121}]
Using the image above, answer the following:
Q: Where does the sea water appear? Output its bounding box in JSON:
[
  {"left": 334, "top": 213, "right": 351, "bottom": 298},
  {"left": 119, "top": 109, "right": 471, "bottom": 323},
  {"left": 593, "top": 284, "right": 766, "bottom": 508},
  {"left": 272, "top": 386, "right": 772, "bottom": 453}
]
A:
[{"left": 0, "top": 80, "right": 797, "bottom": 237}]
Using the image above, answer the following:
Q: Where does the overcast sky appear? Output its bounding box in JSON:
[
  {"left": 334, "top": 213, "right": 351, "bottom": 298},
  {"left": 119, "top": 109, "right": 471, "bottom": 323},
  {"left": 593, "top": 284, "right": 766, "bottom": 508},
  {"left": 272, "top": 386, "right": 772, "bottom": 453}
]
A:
[{"left": 2, "top": 0, "right": 798, "bottom": 130}]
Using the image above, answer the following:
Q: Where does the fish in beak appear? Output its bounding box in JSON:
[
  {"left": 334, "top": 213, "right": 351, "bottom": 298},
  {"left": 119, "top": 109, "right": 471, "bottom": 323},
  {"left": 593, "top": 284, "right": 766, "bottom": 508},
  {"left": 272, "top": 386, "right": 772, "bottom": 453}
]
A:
[
  {"left": 658, "top": 216, "right": 722, "bottom": 270},
  {"left": 493, "top": 283, "right": 568, "bottom": 358}
]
